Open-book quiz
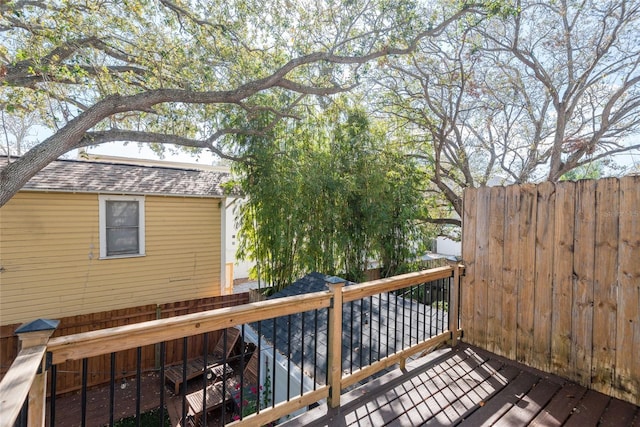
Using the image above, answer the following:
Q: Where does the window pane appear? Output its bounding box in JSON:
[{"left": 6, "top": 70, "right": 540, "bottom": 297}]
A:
[
  {"left": 106, "top": 201, "right": 139, "bottom": 227},
  {"left": 105, "top": 200, "right": 140, "bottom": 255},
  {"left": 106, "top": 228, "right": 139, "bottom": 255}
]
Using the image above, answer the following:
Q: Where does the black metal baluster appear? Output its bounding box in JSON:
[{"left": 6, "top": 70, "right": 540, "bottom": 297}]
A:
[
  {"left": 239, "top": 327, "right": 246, "bottom": 420},
  {"left": 359, "top": 299, "right": 364, "bottom": 369},
  {"left": 430, "top": 281, "right": 435, "bottom": 337},
  {"left": 377, "top": 294, "right": 382, "bottom": 361},
  {"left": 324, "top": 311, "right": 329, "bottom": 386},
  {"left": 287, "top": 314, "right": 292, "bottom": 401},
  {"left": 408, "top": 285, "right": 414, "bottom": 348},
  {"left": 349, "top": 300, "right": 354, "bottom": 374},
  {"left": 221, "top": 329, "right": 227, "bottom": 423},
  {"left": 181, "top": 337, "right": 188, "bottom": 424},
  {"left": 452, "top": 276, "right": 456, "bottom": 331},
  {"left": 386, "top": 292, "right": 390, "bottom": 358},
  {"left": 369, "top": 295, "right": 373, "bottom": 365},
  {"left": 422, "top": 283, "right": 427, "bottom": 341},
  {"left": 159, "top": 342, "right": 166, "bottom": 427},
  {"left": 313, "top": 309, "right": 318, "bottom": 391},
  {"left": 202, "top": 333, "right": 208, "bottom": 426},
  {"left": 415, "top": 285, "right": 424, "bottom": 344},
  {"left": 221, "top": 328, "right": 229, "bottom": 425},
  {"left": 272, "top": 317, "right": 277, "bottom": 408},
  {"left": 300, "top": 312, "right": 305, "bottom": 397},
  {"left": 412, "top": 285, "right": 422, "bottom": 344},
  {"left": 81, "top": 358, "right": 88, "bottom": 427},
  {"left": 434, "top": 279, "right": 439, "bottom": 333},
  {"left": 440, "top": 279, "right": 445, "bottom": 333},
  {"left": 109, "top": 352, "right": 115, "bottom": 427},
  {"left": 416, "top": 286, "right": 421, "bottom": 344},
  {"left": 136, "top": 347, "right": 142, "bottom": 427},
  {"left": 17, "top": 400, "right": 27, "bottom": 427},
  {"left": 402, "top": 286, "right": 407, "bottom": 350},
  {"left": 394, "top": 290, "right": 399, "bottom": 353},
  {"left": 50, "top": 364, "right": 57, "bottom": 426},
  {"left": 257, "top": 322, "right": 262, "bottom": 414}
]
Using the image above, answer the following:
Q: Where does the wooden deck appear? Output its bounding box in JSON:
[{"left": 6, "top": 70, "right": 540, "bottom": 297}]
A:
[{"left": 283, "top": 344, "right": 640, "bottom": 427}]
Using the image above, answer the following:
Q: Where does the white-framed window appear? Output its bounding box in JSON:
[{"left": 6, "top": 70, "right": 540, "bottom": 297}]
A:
[{"left": 99, "top": 195, "right": 145, "bottom": 259}]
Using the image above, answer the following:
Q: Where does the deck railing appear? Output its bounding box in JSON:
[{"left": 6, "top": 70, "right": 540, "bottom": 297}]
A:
[{"left": 0, "top": 264, "right": 463, "bottom": 427}]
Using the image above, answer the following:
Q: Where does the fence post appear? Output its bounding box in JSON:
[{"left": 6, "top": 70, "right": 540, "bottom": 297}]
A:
[
  {"left": 326, "top": 276, "right": 345, "bottom": 409},
  {"left": 15, "top": 319, "right": 59, "bottom": 427},
  {"left": 447, "top": 258, "right": 462, "bottom": 347}
]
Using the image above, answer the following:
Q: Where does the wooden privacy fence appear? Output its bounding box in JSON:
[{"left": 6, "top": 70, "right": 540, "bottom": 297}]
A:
[
  {"left": 461, "top": 176, "right": 640, "bottom": 405},
  {"left": 0, "top": 293, "right": 249, "bottom": 396}
]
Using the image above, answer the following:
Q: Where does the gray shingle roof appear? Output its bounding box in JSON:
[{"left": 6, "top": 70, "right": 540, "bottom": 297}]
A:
[{"left": 1, "top": 156, "right": 230, "bottom": 197}]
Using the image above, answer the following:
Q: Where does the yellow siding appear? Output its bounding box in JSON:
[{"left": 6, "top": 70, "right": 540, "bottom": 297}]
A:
[{"left": 0, "top": 192, "right": 223, "bottom": 325}]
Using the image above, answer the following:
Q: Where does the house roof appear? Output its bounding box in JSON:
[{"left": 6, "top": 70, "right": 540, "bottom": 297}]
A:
[
  {"left": 251, "top": 272, "right": 447, "bottom": 388},
  {"left": 0, "top": 156, "right": 230, "bottom": 197}
]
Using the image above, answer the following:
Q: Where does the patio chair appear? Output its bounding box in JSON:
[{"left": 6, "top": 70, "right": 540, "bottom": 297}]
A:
[
  {"left": 164, "top": 327, "right": 241, "bottom": 395},
  {"left": 185, "top": 350, "right": 260, "bottom": 426}
]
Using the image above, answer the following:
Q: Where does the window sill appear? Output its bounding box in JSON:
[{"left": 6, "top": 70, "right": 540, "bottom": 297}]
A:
[{"left": 99, "top": 253, "right": 146, "bottom": 260}]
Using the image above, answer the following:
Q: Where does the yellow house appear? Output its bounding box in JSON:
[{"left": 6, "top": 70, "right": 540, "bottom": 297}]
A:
[{"left": 0, "top": 156, "right": 231, "bottom": 326}]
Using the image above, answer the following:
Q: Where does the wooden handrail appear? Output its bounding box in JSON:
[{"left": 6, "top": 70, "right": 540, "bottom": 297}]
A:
[
  {"left": 0, "top": 345, "right": 47, "bottom": 427},
  {"left": 48, "top": 291, "right": 332, "bottom": 364},
  {"left": 342, "top": 266, "right": 454, "bottom": 303}
]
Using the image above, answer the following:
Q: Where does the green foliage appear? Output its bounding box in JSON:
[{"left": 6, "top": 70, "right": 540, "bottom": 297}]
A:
[
  {"left": 560, "top": 161, "right": 604, "bottom": 181},
  {"left": 232, "top": 362, "right": 272, "bottom": 421},
  {"left": 113, "top": 408, "right": 170, "bottom": 427},
  {"left": 432, "top": 301, "right": 449, "bottom": 312},
  {"left": 234, "top": 99, "right": 434, "bottom": 289},
  {"left": 560, "top": 159, "right": 626, "bottom": 181},
  {"left": 482, "top": 0, "right": 519, "bottom": 18}
]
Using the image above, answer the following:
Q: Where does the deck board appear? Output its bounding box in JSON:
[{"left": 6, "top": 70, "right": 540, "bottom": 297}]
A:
[
  {"left": 598, "top": 398, "right": 639, "bottom": 427},
  {"left": 422, "top": 359, "right": 504, "bottom": 425},
  {"left": 457, "top": 370, "right": 538, "bottom": 427},
  {"left": 563, "top": 389, "right": 611, "bottom": 426},
  {"left": 529, "top": 382, "right": 588, "bottom": 426},
  {"left": 403, "top": 353, "right": 490, "bottom": 424},
  {"left": 492, "top": 379, "right": 561, "bottom": 426},
  {"left": 282, "top": 344, "right": 640, "bottom": 427}
]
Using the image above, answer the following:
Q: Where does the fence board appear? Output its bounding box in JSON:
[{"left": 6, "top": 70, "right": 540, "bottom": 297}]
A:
[
  {"left": 551, "top": 181, "right": 576, "bottom": 379},
  {"left": 615, "top": 175, "right": 640, "bottom": 404},
  {"left": 515, "top": 184, "right": 537, "bottom": 365},
  {"left": 591, "top": 178, "right": 619, "bottom": 396},
  {"left": 474, "top": 187, "right": 491, "bottom": 349},
  {"left": 571, "top": 180, "right": 596, "bottom": 386},
  {"left": 501, "top": 185, "right": 520, "bottom": 360},
  {"left": 532, "top": 181, "right": 555, "bottom": 372},
  {"left": 461, "top": 188, "right": 477, "bottom": 346},
  {"left": 487, "top": 186, "right": 505, "bottom": 354}
]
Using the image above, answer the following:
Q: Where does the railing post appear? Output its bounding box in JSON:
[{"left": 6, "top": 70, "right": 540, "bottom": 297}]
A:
[
  {"left": 447, "top": 258, "right": 462, "bottom": 347},
  {"left": 15, "top": 319, "right": 59, "bottom": 427},
  {"left": 326, "top": 276, "right": 345, "bottom": 409}
]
